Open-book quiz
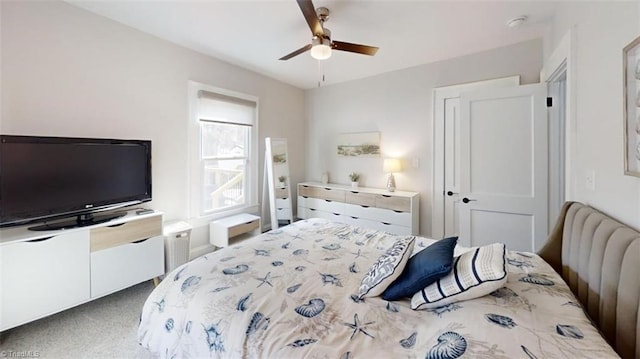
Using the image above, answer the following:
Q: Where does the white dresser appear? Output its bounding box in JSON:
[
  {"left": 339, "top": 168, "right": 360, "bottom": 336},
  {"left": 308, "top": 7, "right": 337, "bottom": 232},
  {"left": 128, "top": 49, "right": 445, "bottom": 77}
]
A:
[{"left": 297, "top": 182, "right": 419, "bottom": 235}]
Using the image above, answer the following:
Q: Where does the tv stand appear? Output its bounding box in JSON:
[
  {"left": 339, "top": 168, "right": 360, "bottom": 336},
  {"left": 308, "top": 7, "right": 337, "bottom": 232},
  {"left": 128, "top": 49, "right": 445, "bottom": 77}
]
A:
[
  {"left": 0, "top": 210, "right": 164, "bottom": 332},
  {"left": 28, "top": 211, "right": 127, "bottom": 231}
]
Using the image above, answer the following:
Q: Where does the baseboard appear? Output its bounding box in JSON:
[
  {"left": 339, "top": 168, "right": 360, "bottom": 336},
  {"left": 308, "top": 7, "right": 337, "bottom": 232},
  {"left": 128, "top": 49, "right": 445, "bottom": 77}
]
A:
[{"left": 189, "top": 244, "right": 216, "bottom": 260}]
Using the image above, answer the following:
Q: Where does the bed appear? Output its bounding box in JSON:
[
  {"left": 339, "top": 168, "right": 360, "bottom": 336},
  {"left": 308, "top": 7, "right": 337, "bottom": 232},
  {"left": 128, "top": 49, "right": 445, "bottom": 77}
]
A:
[{"left": 138, "top": 202, "right": 638, "bottom": 358}]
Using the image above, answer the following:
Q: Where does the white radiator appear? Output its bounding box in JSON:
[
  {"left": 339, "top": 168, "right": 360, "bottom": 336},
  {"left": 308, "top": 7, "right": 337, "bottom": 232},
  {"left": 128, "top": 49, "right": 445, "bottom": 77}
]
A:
[{"left": 163, "top": 221, "right": 192, "bottom": 274}]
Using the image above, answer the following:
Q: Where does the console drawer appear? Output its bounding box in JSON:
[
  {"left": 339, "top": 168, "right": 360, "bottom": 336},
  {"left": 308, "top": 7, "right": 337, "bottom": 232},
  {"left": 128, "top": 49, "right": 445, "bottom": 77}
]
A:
[
  {"left": 91, "top": 235, "right": 164, "bottom": 298},
  {"left": 90, "top": 215, "right": 162, "bottom": 252}
]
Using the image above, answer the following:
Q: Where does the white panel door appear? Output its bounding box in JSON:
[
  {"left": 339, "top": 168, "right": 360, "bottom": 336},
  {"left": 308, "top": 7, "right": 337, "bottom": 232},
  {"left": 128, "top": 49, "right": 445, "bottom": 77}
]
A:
[
  {"left": 458, "top": 84, "right": 547, "bottom": 252},
  {"left": 444, "top": 97, "right": 461, "bottom": 237},
  {"left": 433, "top": 76, "right": 520, "bottom": 240}
]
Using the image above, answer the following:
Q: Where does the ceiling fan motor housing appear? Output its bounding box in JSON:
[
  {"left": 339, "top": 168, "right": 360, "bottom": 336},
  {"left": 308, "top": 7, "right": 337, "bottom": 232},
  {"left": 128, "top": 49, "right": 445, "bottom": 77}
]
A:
[{"left": 316, "top": 7, "right": 330, "bottom": 24}]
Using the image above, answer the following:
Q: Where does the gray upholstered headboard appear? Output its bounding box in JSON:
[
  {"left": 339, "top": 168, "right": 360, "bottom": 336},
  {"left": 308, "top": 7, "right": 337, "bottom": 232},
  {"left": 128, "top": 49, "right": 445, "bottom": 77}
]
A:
[{"left": 538, "top": 201, "right": 640, "bottom": 359}]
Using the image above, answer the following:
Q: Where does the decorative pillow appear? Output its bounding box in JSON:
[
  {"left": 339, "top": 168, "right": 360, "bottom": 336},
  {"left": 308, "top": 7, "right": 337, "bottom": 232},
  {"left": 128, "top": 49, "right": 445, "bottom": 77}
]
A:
[
  {"left": 357, "top": 236, "right": 415, "bottom": 298},
  {"left": 411, "top": 242, "right": 507, "bottom": 310},
  {"left": 381, "top": 236, "right": 457, "bottom": 300}
]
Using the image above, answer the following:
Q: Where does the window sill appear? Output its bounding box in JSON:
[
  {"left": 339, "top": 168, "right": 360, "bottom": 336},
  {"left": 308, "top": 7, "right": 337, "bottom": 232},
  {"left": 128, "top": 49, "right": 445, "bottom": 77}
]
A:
[{"left": 189, "top": 204, "right": 260, "bottom": 228}]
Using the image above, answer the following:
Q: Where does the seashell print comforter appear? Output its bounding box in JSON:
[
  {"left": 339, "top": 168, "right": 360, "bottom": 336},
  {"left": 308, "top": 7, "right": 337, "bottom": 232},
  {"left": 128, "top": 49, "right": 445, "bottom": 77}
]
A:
[{"left": 138, "top": 219, "right": 619, "bottom": 358}]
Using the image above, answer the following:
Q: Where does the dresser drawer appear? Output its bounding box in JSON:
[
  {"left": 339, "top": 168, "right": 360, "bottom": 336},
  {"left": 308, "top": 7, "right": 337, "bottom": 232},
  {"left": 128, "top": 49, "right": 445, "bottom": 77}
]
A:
[
  {"left": 298, "top": 184, "right": 317, "bottom": 198},
  {"left": 90, "top": 215, "right": 162, "bottom": 252},
  {"left": 298, "top": 196, "right": 309, "bottom": 208},
  {"left": 344, "top": 203, "right": 411, "bottom": 227},
  {"left": 306, "top": 197, "right": 346, "bottom": 213},
  {"left": 315, "top": 187, "right": 346, "bottom": 202},
  {"left": 316, "top": 210, "right": 348, "bottom": 224},
  {"left": 297, "top": 205, "right": 308, "bottom": 219},
  {"left": 357, "top": 218, "right": 411, "bottom": 236},
  {"left": 346, "top": 190, "right": 376, "bottom": 207},
  {"left": 375, "top": 194, "right": 411, "bottom": 212}
]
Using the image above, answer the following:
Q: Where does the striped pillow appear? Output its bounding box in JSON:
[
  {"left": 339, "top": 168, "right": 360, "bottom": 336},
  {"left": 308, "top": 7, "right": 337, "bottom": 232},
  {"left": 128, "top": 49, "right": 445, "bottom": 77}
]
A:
[{"left": 411, "top": 242, "right": 507, "bottom": 310}]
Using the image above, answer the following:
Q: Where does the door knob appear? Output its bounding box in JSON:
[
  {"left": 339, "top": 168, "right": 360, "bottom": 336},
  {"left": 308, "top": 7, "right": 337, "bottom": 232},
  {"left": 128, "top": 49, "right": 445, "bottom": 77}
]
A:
[
  {"left": 462, "top": 197, "right": 477, "bottom": 204},
  {"left": 446, "top": 191, "right": 458, "bottom": 196}
]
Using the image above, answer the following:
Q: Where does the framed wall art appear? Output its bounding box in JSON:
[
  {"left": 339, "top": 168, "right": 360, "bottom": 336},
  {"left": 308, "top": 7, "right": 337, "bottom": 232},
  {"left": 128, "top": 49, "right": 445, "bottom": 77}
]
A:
[
  {"left": 337, "top": 132, "right": 380, "bottom": 157},
  {"left": 624, "top": 35, "right": 640, "bottom": 177}
]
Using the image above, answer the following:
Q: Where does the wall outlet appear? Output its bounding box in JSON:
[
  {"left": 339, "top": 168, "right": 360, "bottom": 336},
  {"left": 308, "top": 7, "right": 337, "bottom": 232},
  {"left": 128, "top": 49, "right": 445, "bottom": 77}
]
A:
[{"left": 585, "top": 170, "right": 595, "bottom": 191}]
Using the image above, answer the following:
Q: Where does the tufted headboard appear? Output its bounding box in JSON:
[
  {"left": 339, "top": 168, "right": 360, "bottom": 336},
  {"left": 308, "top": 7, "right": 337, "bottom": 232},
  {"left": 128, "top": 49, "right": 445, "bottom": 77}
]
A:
[{"left": 538, "top": 201, "right": 640, "bottom": 359}]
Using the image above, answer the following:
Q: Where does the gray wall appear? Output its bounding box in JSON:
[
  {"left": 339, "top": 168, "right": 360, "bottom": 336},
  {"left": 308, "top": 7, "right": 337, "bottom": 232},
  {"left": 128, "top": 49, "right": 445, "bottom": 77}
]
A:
[
  {"left": 548, "top": 1, "right": 640, "bottom": 228},
  {"left": 305, "top": 39, "right": 543, "bottom": 236},
  {"left": 1, "top": 1, "right": 306, "bottom": 252}
]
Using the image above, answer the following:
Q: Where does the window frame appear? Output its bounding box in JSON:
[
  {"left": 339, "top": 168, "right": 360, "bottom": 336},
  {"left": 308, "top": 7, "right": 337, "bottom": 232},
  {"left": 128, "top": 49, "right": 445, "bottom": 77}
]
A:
[{"left": 188, "top": 81, "right": 259, "bottom": 223}]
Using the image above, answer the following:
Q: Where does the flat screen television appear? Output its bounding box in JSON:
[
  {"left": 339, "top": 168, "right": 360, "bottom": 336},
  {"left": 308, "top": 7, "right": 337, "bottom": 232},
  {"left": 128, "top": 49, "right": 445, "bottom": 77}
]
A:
[{"left": 0, "top": 135, "right": 152, "bottom": 230}]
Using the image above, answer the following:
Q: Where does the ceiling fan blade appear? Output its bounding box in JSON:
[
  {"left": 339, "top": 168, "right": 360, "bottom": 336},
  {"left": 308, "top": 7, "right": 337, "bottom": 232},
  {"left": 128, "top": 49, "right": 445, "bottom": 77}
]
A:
[
  {"left": 279, "top": 44, "right": 313, "bottom": 61},
  {"left": 297, "top": 0, "right": 324, "bottom": 36},
  {"left": 333, "top": 41, "right": 379, "bottom": 56}
]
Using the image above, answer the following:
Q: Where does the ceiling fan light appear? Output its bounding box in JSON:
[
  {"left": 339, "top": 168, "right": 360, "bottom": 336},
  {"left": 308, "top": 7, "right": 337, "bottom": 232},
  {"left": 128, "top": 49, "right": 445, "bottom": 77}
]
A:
[
  {"left": 311, "top": 37, "right": 332, "bottom": 60},
  {"left": 311, "top": 44, "right": 331, "bottom": 60}
]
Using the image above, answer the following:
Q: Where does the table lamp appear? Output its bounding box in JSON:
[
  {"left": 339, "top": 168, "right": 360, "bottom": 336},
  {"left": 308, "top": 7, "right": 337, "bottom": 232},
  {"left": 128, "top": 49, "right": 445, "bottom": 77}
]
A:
[{"left": 383, "top": 158, "right": 402, "bottom": 192}]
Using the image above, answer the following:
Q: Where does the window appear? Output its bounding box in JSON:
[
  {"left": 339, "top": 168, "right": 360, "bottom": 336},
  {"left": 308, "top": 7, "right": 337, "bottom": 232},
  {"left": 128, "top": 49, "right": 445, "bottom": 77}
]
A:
[{"left": 189, "top": 83, "right": 258, "bottom": 217}]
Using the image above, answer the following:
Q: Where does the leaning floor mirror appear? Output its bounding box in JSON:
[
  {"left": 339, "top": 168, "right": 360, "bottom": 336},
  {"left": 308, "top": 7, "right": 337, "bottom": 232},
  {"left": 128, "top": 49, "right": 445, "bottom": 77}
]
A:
[{"left": 263, "top": 137, "right": 294, "bottom": 230}]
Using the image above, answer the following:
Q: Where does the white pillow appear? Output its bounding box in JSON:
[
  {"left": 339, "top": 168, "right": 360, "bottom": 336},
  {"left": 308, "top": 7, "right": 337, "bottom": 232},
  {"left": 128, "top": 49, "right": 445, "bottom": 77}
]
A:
[
  {"left": 358, "top": 236, "right": 415, "bottom": 298},
  {"left": 411, "top": 242, "right": 507, "bottom": 309}
]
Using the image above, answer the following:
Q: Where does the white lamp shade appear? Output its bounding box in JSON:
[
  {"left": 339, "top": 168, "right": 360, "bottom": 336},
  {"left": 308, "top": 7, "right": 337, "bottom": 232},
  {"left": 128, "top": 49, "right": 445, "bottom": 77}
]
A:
[
  {"left": 383, "top": 158, "right": 402, "bottom": 173},
  {"left": 310, "top": 44, "right": 332, "bottom": 60}
]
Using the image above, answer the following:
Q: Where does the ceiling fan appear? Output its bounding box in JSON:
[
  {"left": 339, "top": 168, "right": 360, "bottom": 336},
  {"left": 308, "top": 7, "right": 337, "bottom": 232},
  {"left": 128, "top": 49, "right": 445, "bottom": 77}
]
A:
[{"left": 279, "top": 0, "right": 379, "bottom": 61}]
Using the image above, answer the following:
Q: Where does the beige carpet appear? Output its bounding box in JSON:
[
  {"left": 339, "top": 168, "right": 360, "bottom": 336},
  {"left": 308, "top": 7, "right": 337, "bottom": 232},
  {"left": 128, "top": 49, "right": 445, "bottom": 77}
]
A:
[{"left": 0, "top": 281, "right": 156, "bottom": 358}]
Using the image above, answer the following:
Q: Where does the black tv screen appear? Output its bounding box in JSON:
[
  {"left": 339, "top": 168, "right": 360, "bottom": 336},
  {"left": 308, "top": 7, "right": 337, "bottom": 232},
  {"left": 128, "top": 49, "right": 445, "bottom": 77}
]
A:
[{"left": 0, "top": 135, "right": 152, "bottom": 228}]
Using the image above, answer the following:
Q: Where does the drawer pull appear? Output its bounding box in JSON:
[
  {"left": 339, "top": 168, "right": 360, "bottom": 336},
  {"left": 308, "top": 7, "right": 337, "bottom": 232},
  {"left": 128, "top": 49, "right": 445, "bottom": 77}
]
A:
[
  {"left": 302, "top": 185, "right": 309, "bottom": 188},
  {"left": 333, "top": 213, "right": 340, "bottom": 216},
  {"left": 26, "top": 236, "right": 54, "bottom": 243},
  {"left": 277, "top": 208, "right": 284, "bottom": 210},
  {"left": 107, "top": 222, "right": 126, "bottom": 228},
  {"left": 325, "top": 199, "right": 332, "bottom": 203},
  {"left": 393, "top": 210, "right": 404, "bottom": 213},
  {"left": 360, "top": 205, "right": 370, "bottom": 208},
  {"left": 350, "top": 191, "right": 359, "bottom": 194},
  {"left": 245, "top": 221, "right": 255, "bottom": 225},
  {"left": 382, "top": 222, "right": 391, "bottom": 225},
  {"left": 324, "top": 188, "right": 332, "bottom": 191},
  {"left": 309, "top": 208, "right": 317, "bottom": 211},
  {"left": 302, "top": 196, "right": 308, "bottom": 199},
  {"left": 351, "top": 216, "right": 359, "bottom": 220},
  {"left": 382, "top": 195, "right": 392, "bottom": 198},
  {"left": 132, "top": 237, "right": 151, "bottom": 244}
]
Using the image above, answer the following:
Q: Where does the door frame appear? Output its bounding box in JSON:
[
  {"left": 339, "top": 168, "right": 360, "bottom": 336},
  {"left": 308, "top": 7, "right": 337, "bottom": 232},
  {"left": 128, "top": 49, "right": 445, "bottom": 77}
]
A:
[
  {"left": 431, "top": 76, "right": 520, "bottom": 239},
  {"left": 541, "top": 28, "right": 576, "bottom": 203}
]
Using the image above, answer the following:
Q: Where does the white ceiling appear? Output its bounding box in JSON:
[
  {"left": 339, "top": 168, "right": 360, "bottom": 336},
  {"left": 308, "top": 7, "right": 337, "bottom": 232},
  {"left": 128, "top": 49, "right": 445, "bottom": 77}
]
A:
[{"left": 67, "top": 0, "right": 558, "bottom": 90}]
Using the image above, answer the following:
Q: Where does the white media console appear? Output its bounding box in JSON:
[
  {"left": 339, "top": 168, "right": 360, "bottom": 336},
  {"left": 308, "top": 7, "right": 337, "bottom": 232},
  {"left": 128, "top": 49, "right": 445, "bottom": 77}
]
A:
[{"left": 0, "top": 210, "right": 164, "bottom": 332}]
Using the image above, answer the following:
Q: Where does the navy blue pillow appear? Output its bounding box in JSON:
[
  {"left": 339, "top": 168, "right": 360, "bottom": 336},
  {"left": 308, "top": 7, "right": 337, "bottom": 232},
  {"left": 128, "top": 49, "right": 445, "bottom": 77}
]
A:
[{"left": 381, "top": 236, "right": 457, "bottom": 301}]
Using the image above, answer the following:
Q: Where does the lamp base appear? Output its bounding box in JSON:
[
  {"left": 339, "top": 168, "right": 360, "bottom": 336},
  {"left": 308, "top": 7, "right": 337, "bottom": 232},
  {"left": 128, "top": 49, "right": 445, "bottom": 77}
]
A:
[{"left": 386, "top": 173, "right": 396, "bottom": 192}]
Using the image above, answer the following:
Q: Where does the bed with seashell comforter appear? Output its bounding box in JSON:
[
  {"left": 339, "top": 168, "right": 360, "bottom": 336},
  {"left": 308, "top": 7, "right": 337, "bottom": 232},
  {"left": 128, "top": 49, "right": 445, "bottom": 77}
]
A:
[{"left": 138, "top": 205, "right": 635, "bottom": 359}]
